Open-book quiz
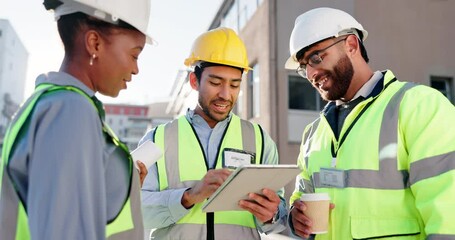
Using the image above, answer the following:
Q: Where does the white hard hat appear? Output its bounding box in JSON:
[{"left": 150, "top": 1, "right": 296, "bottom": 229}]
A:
[
  {"left": 48, "top": 0, "right": 154, "bottom": 44},
  {"left": 285, "top": 7, "right": 368, "bottom": 69}
]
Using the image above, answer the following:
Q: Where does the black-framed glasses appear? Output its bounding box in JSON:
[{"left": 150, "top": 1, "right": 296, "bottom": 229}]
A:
[{"left": 296, "top": 37, "right": 347, "bottom": 79}]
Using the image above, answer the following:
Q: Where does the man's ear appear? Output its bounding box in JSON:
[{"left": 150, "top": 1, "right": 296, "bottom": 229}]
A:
[
  {"left": 189, "top": 72, "right": 199, "bottom": 90},
  {"left": 345, "top": 34, "right": 359, "bottom": 56}
]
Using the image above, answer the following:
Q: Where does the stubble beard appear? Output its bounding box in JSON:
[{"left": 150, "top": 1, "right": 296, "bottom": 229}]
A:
[
  {"left": 318, "top": 54, "right": 354, "bottom": 101},
  {"left": 199, "top": 95, "right": 231, "bottom": 123}
]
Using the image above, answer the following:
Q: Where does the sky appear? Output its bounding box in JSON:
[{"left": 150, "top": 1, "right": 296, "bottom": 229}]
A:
[{"left": 0, "top": 0, "right": 223, "bottom": 105}]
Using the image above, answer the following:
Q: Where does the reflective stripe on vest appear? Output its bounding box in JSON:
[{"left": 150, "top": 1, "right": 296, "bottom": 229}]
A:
[
  {"left": 305, "top": 81, "right": 415, "bottom": 189},
  {"left": 0, "top": 84, "right": 141, "bottom": 239},
  {"left": 298, "top": 118, "right": 321, "bottom": 193},
  {"left": 427, "top": 234, "right": 455, "bottom": 240},
  {"left": 293, "top": 71, "right": 455, "bottom": 239},
  {"left": 305, "top": 73, "right": 455, "bottom": 190},
  {"left": 152, "top": 115, "right": 263, "bottom": 239},
  {"left": 311, "top": 81, "right": 416, "bottom": 189}
]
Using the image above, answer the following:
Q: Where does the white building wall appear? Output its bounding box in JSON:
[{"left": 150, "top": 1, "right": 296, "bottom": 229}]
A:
[
  {"left": 106, "top": 114, "right": 129, "bottom": 138},
  {"left": 0, "top": 19, "right": 28, "bottom": 139},
  {"left": 106, "top": 111, "right": 152, "bottom": 150}
]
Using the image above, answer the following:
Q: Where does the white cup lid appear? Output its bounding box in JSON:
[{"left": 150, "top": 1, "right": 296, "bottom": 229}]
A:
[{"left": 301, "top": 193, "right": 330, "bottom": 201}]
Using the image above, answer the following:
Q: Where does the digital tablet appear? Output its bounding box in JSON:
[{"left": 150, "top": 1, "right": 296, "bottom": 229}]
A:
[{"left": 201, "top": 164, "right": 301, "bottom": 212}]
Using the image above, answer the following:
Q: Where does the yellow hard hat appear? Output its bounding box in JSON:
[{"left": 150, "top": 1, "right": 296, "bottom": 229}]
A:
[{"left": 184, "top": 27, "right": 252, "bottom": 72}]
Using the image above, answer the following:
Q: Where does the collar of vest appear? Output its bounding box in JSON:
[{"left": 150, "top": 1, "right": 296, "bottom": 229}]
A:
[{"left": 321, "top": 70, "right": 396, "bottom": 116}]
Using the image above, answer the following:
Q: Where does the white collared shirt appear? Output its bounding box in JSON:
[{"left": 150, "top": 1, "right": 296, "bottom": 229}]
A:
[{"left": 336, "top": 70, "right": 384, "bottom": 106}]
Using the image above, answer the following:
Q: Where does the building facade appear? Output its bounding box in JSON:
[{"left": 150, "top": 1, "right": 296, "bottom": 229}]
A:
[
  {"left": 166, "top": 69, "right": 197, "bottom": 117},
  {"left": 105, "top": 103, "right": 151, "bottom": 150},
  {"left": 0, "top": 19, "right": 28, "bottom": 144},
  {"left": 148, "top": 101, "right": 176, "bottom": 130}
]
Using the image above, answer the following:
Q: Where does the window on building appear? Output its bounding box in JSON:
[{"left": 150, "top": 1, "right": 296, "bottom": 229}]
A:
[
  {"left": 288, "top": 75, "right": 326, "bottom": 111},
  {"left": 221, "top": 1, "right": 239, "bottom": 32},
  {"left": 431, "top": 76, "right": 454, "bottom": 104},
  {"left": 239, "top": 0, "right": 261, "bottom": 29},
  {"left": 247, "top": 64, "right": 260, "bottom": 118},
  {"left": 220, "top": 0, "right": 264, "bottom": 32}
]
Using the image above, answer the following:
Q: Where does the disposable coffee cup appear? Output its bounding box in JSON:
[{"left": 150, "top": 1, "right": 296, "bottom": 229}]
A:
[{"left": 301, "top": 193, "right": 330, "bottom": 234}]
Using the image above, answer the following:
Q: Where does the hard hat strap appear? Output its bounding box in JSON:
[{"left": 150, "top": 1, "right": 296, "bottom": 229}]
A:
[{"left": 43, "top": 0, "right": 63, "bottom": 10}]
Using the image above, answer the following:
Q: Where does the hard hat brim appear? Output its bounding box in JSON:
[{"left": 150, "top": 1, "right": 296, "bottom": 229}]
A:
[
  {"left": 54, "top": 0, "right": 155, "bottom": 45},
  {"left": 185, "top": 58, "right": 252, "bottom": 73},
  {"left": 285, "top": 56, "right": 299, "bottom": 70}
]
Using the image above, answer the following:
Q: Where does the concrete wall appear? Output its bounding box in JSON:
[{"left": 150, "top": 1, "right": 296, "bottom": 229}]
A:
[
  {"left": 357, "top": 0, "right": 455, "bottom": 85},
  {"left": 0, "top": 19, "right": 28, "bottom": 106},
  {"left": 0, "top": 19, "right": 28, "bottom": 139},
  {"left": 239, "top": 1, "right": 274, "bottom": 132}
]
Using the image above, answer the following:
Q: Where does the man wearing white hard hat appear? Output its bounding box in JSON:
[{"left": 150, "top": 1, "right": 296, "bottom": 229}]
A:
[
  {"left": 0, "top": 0, "right": 153, "bottom": 239},
  {"left": 287, "top": 7, "right": 455, "bottom": 239}
]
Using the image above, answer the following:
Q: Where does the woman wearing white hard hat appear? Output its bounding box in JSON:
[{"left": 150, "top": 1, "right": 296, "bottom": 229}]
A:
[
  {"left": 0, "top": 0, "right": 153, "bottom": 239},
  {"left": 288, "top": 7, "right": 455, "bottom": 240}
]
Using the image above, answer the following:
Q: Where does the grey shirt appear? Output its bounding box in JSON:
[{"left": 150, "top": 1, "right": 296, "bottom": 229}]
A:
[
  {"left": 140, "top": 110, "right": 287, "bottom": 235},
  {"left": 6, "top": 72, "right": 130, "bottom": 239}
]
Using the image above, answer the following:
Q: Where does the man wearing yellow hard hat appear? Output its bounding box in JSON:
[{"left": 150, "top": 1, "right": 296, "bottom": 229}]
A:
[{"left": 139, "top": 27, "right": 287, "bottom": 239}]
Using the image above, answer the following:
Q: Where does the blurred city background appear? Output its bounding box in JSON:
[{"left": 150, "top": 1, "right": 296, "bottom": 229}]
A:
[{"left": 1, "top": 0, "right": 455, "bottom": 238}]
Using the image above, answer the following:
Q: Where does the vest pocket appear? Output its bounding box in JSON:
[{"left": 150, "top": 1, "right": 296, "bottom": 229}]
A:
[{"left": 350, "top": 216, "right": 421, "bottom": 239}]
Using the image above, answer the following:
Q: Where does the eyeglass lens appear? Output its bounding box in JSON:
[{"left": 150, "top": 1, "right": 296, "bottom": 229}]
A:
[{"left": 296, "top": 37, "right": 347, "bottom": 78}]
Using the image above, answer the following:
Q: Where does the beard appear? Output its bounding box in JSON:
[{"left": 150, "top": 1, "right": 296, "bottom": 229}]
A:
[
  {"left": 317, "top": 54, "right": 354, "bottom": 101},
  {"left": 198, "top": 94, "right": 232, "bottom": 123}
]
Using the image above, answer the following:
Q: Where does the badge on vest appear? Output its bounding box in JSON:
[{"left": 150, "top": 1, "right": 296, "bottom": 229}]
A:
[
  {"left": 319, "top": 168, "right": 346, "bottom": 188},
  {"left": 222, "top": 148, "right": 255, "bottom": 169}
]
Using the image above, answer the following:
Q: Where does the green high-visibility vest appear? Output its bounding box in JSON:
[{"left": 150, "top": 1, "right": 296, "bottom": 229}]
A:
[
  {"left": 151, "top": 115, "right": 264, "bottom": 239},
  {"left": 0, "top": 83, "right": 142, "bottom": 239},
  {"left": 291, "top": 70, "right": 455, "bottom": 239}
]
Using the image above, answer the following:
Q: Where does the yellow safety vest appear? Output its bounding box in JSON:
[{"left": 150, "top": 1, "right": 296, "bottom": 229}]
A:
[
  {"left": 0, "top": 84, "right": 143, "bottom": 239},
  {"left": 291, "top": 70, "right": 455, "bottom": 239},
  {"left": 152, "top": 115, "right": 264, "bottom": 239}
]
